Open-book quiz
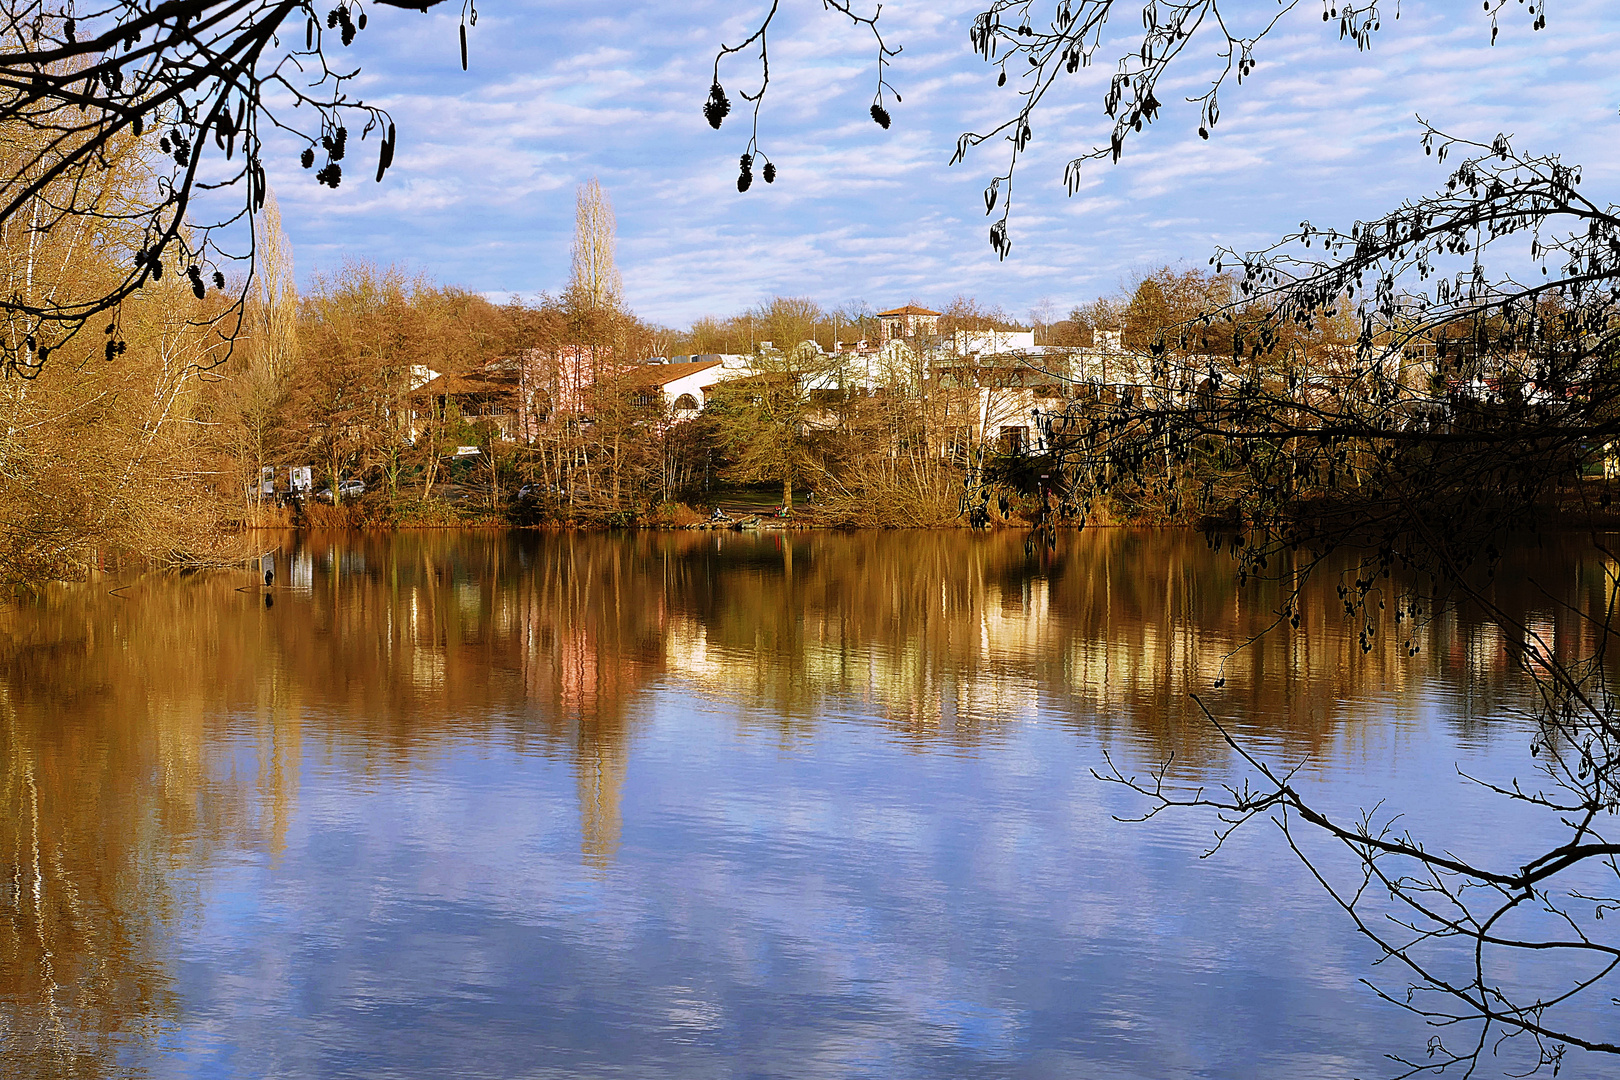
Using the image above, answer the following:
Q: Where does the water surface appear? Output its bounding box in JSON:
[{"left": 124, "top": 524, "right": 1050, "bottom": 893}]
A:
[{"left": 1, "top": 529, "right": 1613, "bottom": 1078}]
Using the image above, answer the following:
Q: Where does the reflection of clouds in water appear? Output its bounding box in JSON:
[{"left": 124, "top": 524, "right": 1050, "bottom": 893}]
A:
[
  {"left": 1, "top": 530, "right": 1608, "bottom": 1079},
  {"left": 919, "top": 998, "right": 1027, "bottom": 1060}
]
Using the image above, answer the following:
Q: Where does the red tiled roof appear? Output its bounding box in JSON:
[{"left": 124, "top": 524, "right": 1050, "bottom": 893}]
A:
[
  {"left": 877, "top": 304, "right": 941, "bottom": 317},
  {"left": 411, "top": 371, "right": 517, "bottom": 398},
  {"left": 615, "top": 360, "right": 723, "bottom": 387}
]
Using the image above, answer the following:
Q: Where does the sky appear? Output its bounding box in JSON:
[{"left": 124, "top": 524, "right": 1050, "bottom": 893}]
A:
[{"left": 260, "top": 0, "right": 1620, "bottom": 327}]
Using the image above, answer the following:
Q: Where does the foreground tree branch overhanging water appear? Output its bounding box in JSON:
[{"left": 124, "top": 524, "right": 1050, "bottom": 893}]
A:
[
  {"left": 4, "top": 0, "right": 1620, "bottom": 1073},
  {"left": 0, "top": 0, "right": 459, "bottom": 373},
  {"left": 721, "top": 1, "right": 1620, "bottom": 1069},
  {"left": 1041, "top": 129, "right": 1620, "bottom": 1077}
]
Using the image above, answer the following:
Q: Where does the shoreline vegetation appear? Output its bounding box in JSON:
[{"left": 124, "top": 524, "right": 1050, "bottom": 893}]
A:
[
  {"left": 223, "top": 479, "right": 1620, "bottom": 535},
  {"left": 15, "top": 165, "right": 1618, "bottom": 590},
  {"left": 14, "top": 214, "right": 1620, "bottom": 581}
]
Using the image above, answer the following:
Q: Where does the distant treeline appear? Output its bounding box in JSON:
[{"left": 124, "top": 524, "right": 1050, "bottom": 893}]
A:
[
  {"left": 14, "top": 201, "right": 1546, "bottom": 586},
  {"left": 229, "top": 265, "right": 1319, "bottom": 534},
  {"left": 0, "top": 235, "right": 1388, "bottom": 586}
]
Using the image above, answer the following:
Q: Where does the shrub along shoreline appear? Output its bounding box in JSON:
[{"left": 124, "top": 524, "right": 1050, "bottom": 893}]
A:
[
  {"left": 232, "top": 477, "right": 1620, "bottom": 535},
  {"left": 231, "top": 491, "right": 1065, "bottom": 532}
]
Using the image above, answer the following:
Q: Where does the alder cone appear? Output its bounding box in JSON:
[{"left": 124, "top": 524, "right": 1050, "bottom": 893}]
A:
[{"left": 704, "top": 82, "right": 731, "bottom": 129}]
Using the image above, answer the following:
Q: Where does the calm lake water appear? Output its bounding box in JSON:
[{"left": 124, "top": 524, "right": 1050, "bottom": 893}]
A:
[{"left": 1, "top": 529, "right": 1615, "bottom": 1079}]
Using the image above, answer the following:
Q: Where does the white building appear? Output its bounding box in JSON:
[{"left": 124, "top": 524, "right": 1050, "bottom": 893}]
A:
[
  {"left": 623, "top": 357, "right": 758, "bottom": 419},
  {"left": 947, "top": 328, "right": 1037, "bottom": 356}
]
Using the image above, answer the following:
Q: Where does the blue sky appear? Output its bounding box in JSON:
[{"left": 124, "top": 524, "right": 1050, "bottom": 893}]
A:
[{"left": 265, "top": 0, "right": 1620, "bottom": 326}]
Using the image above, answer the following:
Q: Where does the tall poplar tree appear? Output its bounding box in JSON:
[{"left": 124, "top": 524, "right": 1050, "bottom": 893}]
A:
[{"left": 568, "top": 179, "right": 622, "bottom": 312}]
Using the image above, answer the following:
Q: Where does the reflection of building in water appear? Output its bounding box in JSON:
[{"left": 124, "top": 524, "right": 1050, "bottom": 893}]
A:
[
  {"left": 549, "top": 625, "right": 633, "bottom": 866},
  {"left": 289, "top": 549, "right": 313, "bottom": 593},
  {"left": 515, "top": 554, "right": 666, "bottom": 867},
  {"left": 411, "top": 646, "right": 446, "bottom": 690},
  {"left": 373, "top": 534, "right": 665, "bottom": 868},
  {"left": 665, "top": 593, "right": 1046, "bottom": 737},
  {"left": 544, "top": 621, "right": 638, "bottom": 867},
  {"left": 657, "top": 531, "right": 1458, "bottom": 755}
]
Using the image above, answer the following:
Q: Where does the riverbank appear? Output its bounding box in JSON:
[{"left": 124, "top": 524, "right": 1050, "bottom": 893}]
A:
[
  {"left": 232, "top": 499, "right": 1620, "bottom": 540},
  {"left": 230, "top": 489, "right": 1060, "bottom": 532},
  {"left": 232, "top": 504, "right": 1058, "bottom": 533},
  {"left": 227, "top": 476, "right": 1620, "bottom": 535}
]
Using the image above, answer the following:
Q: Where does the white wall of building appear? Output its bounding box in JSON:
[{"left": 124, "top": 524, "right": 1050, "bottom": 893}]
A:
[{"left": 950, "top": 329, "right": 1036, "bottom": 355}]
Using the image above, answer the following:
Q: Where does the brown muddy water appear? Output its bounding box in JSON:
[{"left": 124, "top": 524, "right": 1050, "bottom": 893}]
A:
[{"left": 0, "top": 529, "right": 1614, "bottom": 1079}]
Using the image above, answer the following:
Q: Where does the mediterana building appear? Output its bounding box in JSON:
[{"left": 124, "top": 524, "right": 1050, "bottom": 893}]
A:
[{"left": 409, "top": 302, "right": 1431, "bottom": 460}]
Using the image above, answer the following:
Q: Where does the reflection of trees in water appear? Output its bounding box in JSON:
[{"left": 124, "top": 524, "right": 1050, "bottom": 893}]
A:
[
  {"left": 1, "top": 706, "right": 176, "bottom": 1080},
  {"left": 0, "top": 529, "right": 1610, "bottom": 1072},
  {"left": 0, "top": 656, "right": 266, "bottom": 1076},
  {"left": 0, "top": 573, "right": 313, "bottom": 1077},
  {"left": 265, "top": 527, "right": 1619, "bottom": 783},
  {"left": 644, "top": 529, "right": 1569, "bottom": 764},
  {"left": 513, "top": 536, "right": 671, "bottom": 866}
]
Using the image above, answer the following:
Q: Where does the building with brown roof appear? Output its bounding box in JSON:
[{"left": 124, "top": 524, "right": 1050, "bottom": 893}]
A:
[
  {"left": 410, "top": 368, "right": 522, "bottom": 441},
  {"left": 615, "top": 359, "right": 727, "bottom": 419},
  {"left": 876, "top": 304, "right": 941, "bottom": 342}
]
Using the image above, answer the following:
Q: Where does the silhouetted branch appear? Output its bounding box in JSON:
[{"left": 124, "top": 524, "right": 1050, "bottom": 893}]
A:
[
  {"left": 1099, "top": 692, "right": 1620, "bottom": 1074},
  {"left": 951, "top": 2, "right": 1547, "bottom": 257},
  {"left": 0, "top": 0, "right": 449, "bottom": 374},
  {"left": 707, "top": 0, "right": 898, "bottom": 192}
]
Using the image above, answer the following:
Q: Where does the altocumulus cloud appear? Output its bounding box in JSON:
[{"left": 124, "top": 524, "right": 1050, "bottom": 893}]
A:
[{"left": 265, "top": 0, "right": 1620, "bottom": 324}]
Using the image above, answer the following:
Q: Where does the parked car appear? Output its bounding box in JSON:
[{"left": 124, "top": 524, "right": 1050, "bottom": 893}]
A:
[{"left": 315, "top": 478, "right": 366, "bottom": 502}]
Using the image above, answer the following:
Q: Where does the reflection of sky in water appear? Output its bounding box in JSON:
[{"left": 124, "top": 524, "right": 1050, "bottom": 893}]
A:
[
  {"left": 144, "top": 695, "right": 1473, "bottom": 1080},
  {"left": 7, "top": 531, "right": 1617, "bottom": 1079}
]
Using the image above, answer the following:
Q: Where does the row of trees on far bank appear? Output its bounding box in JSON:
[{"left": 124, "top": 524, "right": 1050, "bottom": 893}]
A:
[
  {"left": 215, "top": 253, "right": 1361, "bottom": 533},
  {"left": 0, "top": 106, "right": 1391, "bottom": 585},
  {"left": 3, "top": 0, "right": 1614, "bottom": 1070}
]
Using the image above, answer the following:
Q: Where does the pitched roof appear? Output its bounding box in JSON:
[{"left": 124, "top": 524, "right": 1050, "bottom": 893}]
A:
[
  {"left": 877, "top": 304, "right": 941, "bottom": 317},
  {"left": 615, "top": 359, "right": 723, "bottom": 387},
  {"left": 411, "top": 371, "right": 517, "bottom": 398}
]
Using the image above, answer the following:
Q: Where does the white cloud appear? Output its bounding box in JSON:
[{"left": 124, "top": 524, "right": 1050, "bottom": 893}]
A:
[{"left": 258, "top": 0, "right": 1620, "bottom": 324}]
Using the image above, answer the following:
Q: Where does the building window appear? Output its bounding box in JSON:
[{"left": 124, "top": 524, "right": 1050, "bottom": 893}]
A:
[
  {"left": 673, "top": 393, "right": 700, "bottom": 411},
  {"left": 999, "top": 426, "right": 1027, "bottom": 456}
]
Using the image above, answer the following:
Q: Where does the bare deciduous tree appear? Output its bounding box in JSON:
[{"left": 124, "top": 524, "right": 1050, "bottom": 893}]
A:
[
  {"left": 568, "top": 178, "right": 622, "bottom": 312},
  {"left": 0, "top": 0, "right": 455, "bottom": 372},
  {"left": 1027, "top": 126, "right": 1620, "bottom": 1074}
]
